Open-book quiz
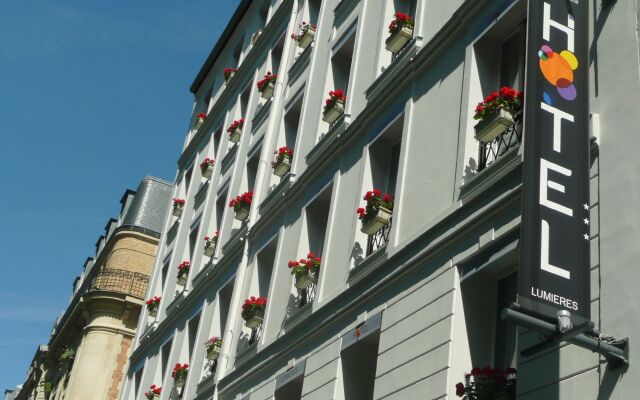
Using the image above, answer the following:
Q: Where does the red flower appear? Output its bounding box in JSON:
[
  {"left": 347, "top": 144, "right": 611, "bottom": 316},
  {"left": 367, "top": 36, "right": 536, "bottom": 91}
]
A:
[
  {"left": 455, "top": 382, "right": 465, "bottom": 397},
  {"left": 382, "top": 194, "right": 393, "bottom": 202},
  {"left": 356, "top": 207, "right": 365, "bottom": 215},
  {"left": 196, "top": 112, "right": 207, "bottom": 119}
]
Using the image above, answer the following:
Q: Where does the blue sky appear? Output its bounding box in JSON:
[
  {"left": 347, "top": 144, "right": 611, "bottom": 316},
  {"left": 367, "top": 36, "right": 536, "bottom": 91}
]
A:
[{"left": 0, "top": 0, "right": 239, "bottom": 391}]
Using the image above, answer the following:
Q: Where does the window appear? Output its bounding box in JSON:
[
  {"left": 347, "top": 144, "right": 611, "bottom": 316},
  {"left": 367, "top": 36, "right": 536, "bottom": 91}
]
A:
[
  {"left": 460, "top": 270, "right": 518, "bottom": 370},
  {"left": 213, "top": 125, "right": 223, "bottom": 159},
  {"left": 188, "top": 227, "right": 199, "bottom": 261},
  {"left": 134, "top": 368, "right": 143, "bottom": 398},
  {"left": 459, "top": 1, "right": 527, "bottom": 178},
  {"left": 330, "top": 28, "right": 357, "bottom": 101},
  {"left": 282, "top": 93, "right": 304, "bottom": 151},
  {"left": 256, "top": 240, "right": 277, "bottom": 298},
  {"left": 271, "top": 33, "right": 286, "bottom": 75},
  {"left": 274, "top": 375, "right": 304, "bottom": 400},
  {"left": 341, "top": 328, "right": 381, "bottom": 400},
  {"left": 355, "top": 116, "right": 403, "bottom": 259},
  {"left": 240, "top": 85, "right": 251, "bottom": 119},
  {"left": 246, "top": 149, "right": 261, "bottom": 194},
  {"left": 215, "top": 190, "right": 228, "bottom": 240},
  {"left": 161, "top": 261, "right": 170, "bottom": 291},
  {"left": 184, "top": 167, "right": 194, "bottom": 198},
  {"left": 161, "top": 340, "right": 173, "bottom": 382},
  {"left": 304, "top": 184, "right": 333, "bottom": 257},
  {"left": 188, "top": 314, "right": 202, "bottom": 362}
]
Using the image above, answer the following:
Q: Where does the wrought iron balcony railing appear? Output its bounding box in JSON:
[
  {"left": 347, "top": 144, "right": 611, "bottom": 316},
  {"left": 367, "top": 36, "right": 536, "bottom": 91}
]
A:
[
  {"left": 477, "top": 111, "right": 523, "bottom": 172},
  {"left": 366, "top": 218, "right": 392, "bottom": 256},
  {"left": 87, "top": 268, "right": 150, "bottom": 299}
]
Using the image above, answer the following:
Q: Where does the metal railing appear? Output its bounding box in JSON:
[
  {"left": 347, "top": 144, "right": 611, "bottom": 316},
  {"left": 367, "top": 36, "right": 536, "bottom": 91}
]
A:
[
  {"left": 248, "top": 324, "right": 262, "bottom": 346},
  {"left": 366, "top": 218, "right": 392, "bottom": 256},
  {"left": 87, "top": 268, "right": 149, "bottom": 299},
  {"left": 298, "top": 282, "right": 317, "bottom": 308},
  {"left": 477, "top": 112, "right": 523, "bottom": 172}
]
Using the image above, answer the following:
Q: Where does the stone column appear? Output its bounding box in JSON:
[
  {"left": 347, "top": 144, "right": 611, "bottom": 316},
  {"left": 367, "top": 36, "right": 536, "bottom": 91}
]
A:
[{"left": 64, "top": 295, "right": 139, "bottom": 400}]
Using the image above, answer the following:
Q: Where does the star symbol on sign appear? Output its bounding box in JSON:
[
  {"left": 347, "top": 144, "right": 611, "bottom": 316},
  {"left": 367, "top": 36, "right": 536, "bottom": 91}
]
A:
[
  {"left": 584, "top": 234, "right": 590, "bottom": 240},
  {"left": 583, "top": 204, "right": 590, "bottom": 210},
  {"left": 583, "top": 218, "right": 589, "bottom": 225}
]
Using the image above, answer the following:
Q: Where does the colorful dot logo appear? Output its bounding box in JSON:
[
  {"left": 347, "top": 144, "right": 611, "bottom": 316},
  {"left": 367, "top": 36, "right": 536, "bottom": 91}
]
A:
[{"left": 538, "top": 44, "right": 579, "bottom": 102}]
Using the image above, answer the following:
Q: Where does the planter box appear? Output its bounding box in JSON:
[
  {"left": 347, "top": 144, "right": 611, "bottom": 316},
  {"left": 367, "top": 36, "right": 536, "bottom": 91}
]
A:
[
  {"left": 322, "top": 100, "right": 345, "bottom": 124},
  {"left": 174, "top": 376, "right": 186, "bottom": 388},
  {"left": 234, "top": 205, "right": 250, "bottom": 221},
  {"left": 260, "top": 82, "right": 275, "bottom": 99},
  {"left": 229, "top": 127, "right": 242, "bottom": 143},
  {"left": 272, "top": 155, "right": 292, "bottom": 177},
  {"left": 251, "top": 30, "right": 262, "bottom": 45},
  {"left": 148, "top": 307, "right": 158, "bottom": 318},
  {"left": 224, "top": 72, "right": 235, "bottom": 84},
  {"left": 201, "top": 163, "right": 214, "bottom": 179},
  {"left": 295, "top": 268, "right": 318, "bottom": 290},
  {"left": 206, "top": 346, "right": 221, "bottom": 360},
  {"left": 298, "top": 27, "right": 316, "bottom": 49},
  {"left": 204, "top": 240, "right": 217, "bottom": 257},
  {"left": 177, "top": 272, "right": 188, "bottom": 287},
  {"left": 385, "top": 25, "right": 413, "bottom": 53},
  {"left": 474, "top": 106, "right": 516, "bottom": 143},
  {"left": 194, "top": 117, "right": 205, "bottom": 131},
  {"left": 172, "top": 204, "right": 183, "bottom": 218},
  {"left": 244, "top": 309, "right": 264, "bottom": 329},
  {"left": 361, "top": 206, "right": 392, "bottom": 235}
]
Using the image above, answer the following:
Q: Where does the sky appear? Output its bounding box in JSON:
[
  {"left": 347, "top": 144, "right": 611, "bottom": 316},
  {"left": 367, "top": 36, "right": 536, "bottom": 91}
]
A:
[{"left": 0, "top": 0, "right": 240, "bottom": 392}]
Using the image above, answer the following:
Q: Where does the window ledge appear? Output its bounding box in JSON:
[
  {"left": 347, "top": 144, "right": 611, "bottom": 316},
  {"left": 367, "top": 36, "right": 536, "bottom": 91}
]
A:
[
  {"left": 458, "top": 145, "right": 522, "bottom": 205},
  {"left": 347, "top": 246, "right": 388, "bottom": 286},
  {"left": 365, "top": 39, "right": 420, "bottom": 102},
  {"left": 282, "top": 303, "right": 313, "bottom": 334},
  {"left": 166, "top": 220, "right": 179, "bottom": 245},
  {"left": 305, "top": 115, "right": 349, "bottom": 168},
  {"left": 258, "top": 174, "right": 293, "bottom": 215},
  {"left": 221, "top": 145, "right": 238, "bottom": 174},
  {"left": 196, "top": 374, "right": 216, "bottom": 396},
  {"left": 235, "top": 342, "right": 258, "bottom": 367},
  {"left": 288, "top": 44, "right": 313, "bottom": 84},
  {"left": 222, "top": 225, "right": 248, "bottom": 257},
  {"left": 166, "top": 289, "right": 189, "bottom": 317},
  {"left": 252, "top": 100, "right": 272, "bottom": 133}
]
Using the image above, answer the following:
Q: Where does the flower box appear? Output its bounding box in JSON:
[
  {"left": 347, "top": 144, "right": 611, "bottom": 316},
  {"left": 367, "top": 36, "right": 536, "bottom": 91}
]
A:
[
  {"left": 272, "top": 155, "right": 291, "bottom": 177},
  {"left": 204, "top": 238, "right": 217, "bottom": 257},
  {"left": 172, "top": 203, "right": 184, "bottom": 218},
  {"left": 260, "top": 81, "right": 275, "bottom": 99},
  {"left": 234, "top": 204, "right": 250, "bottom": 221},
  {"left": 206, "top": 347, "right": 221, "bottom": 360},
  {"left": 251, "top": 29, "right": 262, "bottom": 45},
  {"left": 360, "top": 206, "right": 392, "bottom": 235},
  {"left": 172, "top": 364, "right": 189, "bottom": 388},
  {"left": 146, "top": 296, "right": 161, "bottom": 318},
  {"left": 194, "top": 113, "right": 206, "bottom": 131},
  {"left": 205, "top": 336, "right": 222, "bottom": 360},
  {"left": 224, "top": 68, "right": 237, "bottom": 84},
  {"left": 242, "top": 296, "right": 266, "bottom": 328},
  {"left": 176, "top": 261, "right": 190, "bottom": 286},
  {"left": 245, "top": 308, "right": 264, "bottom": 329},
  {"left": 200, "top": 157, "right": 215, "bottom": 178},
  {"left": 386, "top": 25, "right": 413, "bottom": 53},
  {"left": 474, "top": 106, "right": 516, "bottom": 143},
  {"left": 322, "top": 99, "right": 344, "bottom": 124},
  {"left": 177, "top": 273, "right": 188, "bottom": 286},
  {"left": 144, "top": 385, "right": 162, "bottom": 400},
  {"left": 229, "top": 127, "right": 242, "bottom": 143},
  {"left": 295, "top": 268, "right": 318, "bottom": 289},
  {"left": 298, "top": 26, "right": 316, "bottom": 49}
]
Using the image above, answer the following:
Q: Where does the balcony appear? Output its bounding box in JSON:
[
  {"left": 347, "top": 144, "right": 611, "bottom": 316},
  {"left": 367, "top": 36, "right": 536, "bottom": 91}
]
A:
[{"left": 86, "top": 268, "right": 150, "bottom": 299}]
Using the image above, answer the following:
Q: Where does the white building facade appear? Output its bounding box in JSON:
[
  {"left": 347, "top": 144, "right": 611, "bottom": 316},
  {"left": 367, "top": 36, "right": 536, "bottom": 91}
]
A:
[{"left": 120, "top": 0, "right": 640, "bottom": 399}]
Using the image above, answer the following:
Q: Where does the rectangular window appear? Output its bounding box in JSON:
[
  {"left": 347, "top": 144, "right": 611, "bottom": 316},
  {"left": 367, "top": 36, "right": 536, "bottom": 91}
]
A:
[
  {"left": 134, "top": 367, "right": 144, "bottom": 398},
  {"left": 246, "top": 149, "right": 261, "bottom": 194},
  {"left": 274, "top": 375, "right": 304, "bottom": 400},
  {"left": 499, "top": 22, "right": 526, "bottom": 90},
  {"left": 271, "top": 32, "right": 286, "bottom": 74},
  {"left": 188, "top": 313, "right": 202, "bottom": 362},
  {"left": 240, "top": 84, "right": 251, "bottom": 119},
  {"left": 161, "top": 340, "right": 173, "bottom": 382},
  {"left": 161, "top": 262, "right": 170, "bottom": 290},
  {"left": 331, "top": 29, "right": 357, "bottom": 99},
  {"left": 188, "top": 227, "right": 199, "bottom": 261},
  {"left": 283, "top": 94, "right": 304, "bottom": 150},
  {"left": 216, "top": 190, "right": 228, "bottom": 233},
  {"left": 256, "top": 240, "right": 277, "bottom": 298},
  {"left": 305, "top": 183, "right": 333, "bottom": 257},
  {"left": 341, "top": 329, "right": 381, "bottom": 400}
]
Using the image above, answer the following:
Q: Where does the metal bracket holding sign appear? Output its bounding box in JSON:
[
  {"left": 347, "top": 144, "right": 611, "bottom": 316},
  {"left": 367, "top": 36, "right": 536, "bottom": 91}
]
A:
[{"left": 502, "top": 304, "right": 628, "bottom": 370}]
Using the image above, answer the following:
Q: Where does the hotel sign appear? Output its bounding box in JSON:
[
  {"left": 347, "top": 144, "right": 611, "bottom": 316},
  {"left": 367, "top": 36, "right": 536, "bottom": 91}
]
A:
[{"left": 519, "top": 0, "right": 590, "bottom": 323}]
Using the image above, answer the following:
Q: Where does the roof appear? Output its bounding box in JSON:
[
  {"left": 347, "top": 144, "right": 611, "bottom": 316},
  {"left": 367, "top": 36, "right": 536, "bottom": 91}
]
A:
[{"left": 190, "top": 0, "right": 253, "bottom": 94}]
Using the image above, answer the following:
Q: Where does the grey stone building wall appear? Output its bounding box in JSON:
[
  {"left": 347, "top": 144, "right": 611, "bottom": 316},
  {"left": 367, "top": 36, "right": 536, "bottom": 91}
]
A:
[{"left": 120, "top": 1, "right": 640, "bottom": 399}]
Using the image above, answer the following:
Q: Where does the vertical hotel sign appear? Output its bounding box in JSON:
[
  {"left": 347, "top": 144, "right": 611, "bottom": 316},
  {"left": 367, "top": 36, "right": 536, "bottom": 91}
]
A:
[{"left": 519, "top": 0, "right": 590, "bottom": 323}]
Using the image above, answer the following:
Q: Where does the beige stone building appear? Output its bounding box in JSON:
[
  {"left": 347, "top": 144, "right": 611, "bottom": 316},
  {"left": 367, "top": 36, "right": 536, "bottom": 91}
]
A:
[{"left": 13, "top": 177, "right": 173, "bottom": 400}]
